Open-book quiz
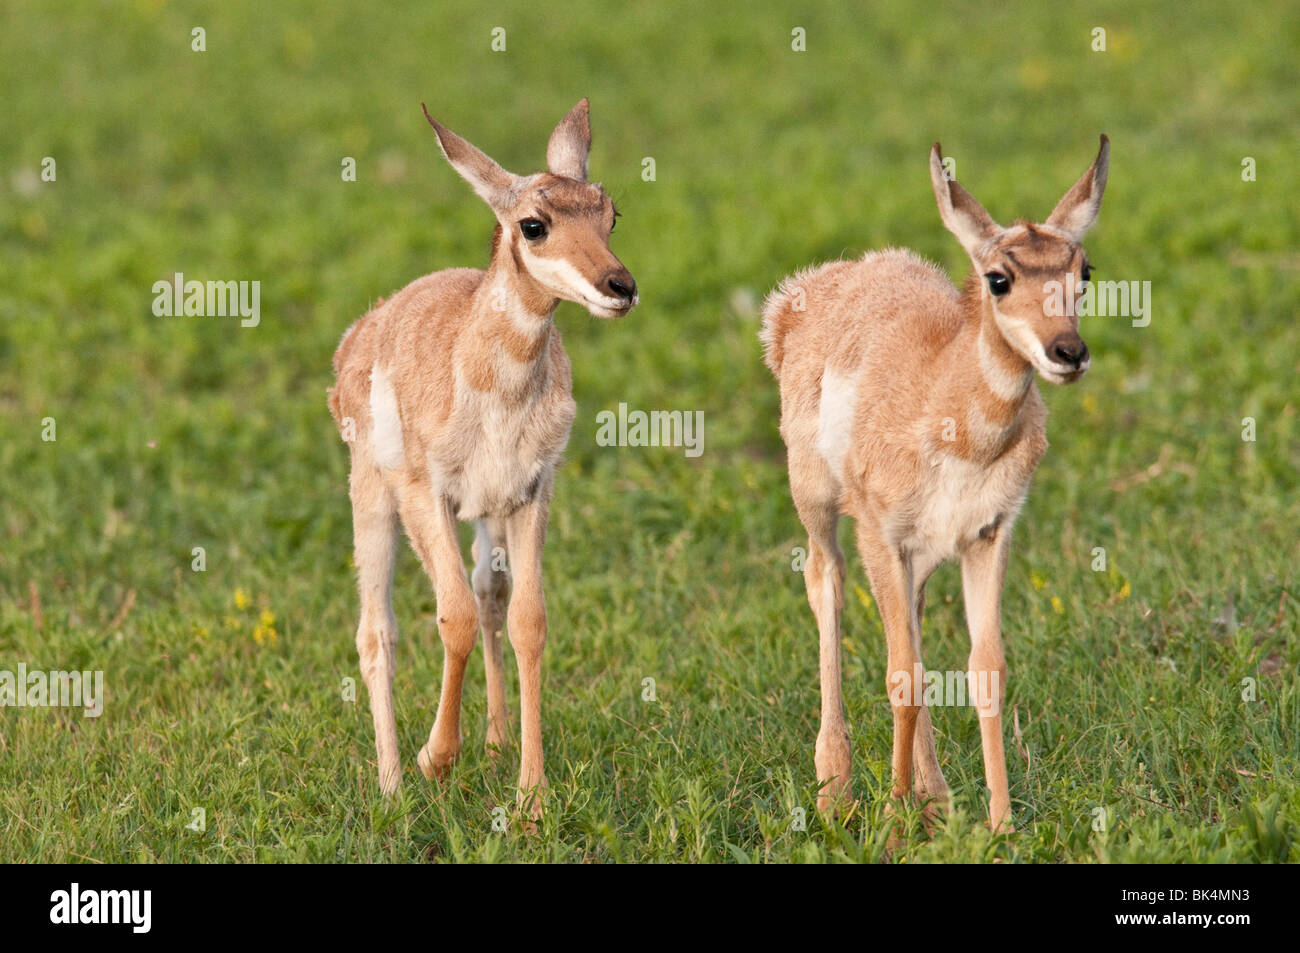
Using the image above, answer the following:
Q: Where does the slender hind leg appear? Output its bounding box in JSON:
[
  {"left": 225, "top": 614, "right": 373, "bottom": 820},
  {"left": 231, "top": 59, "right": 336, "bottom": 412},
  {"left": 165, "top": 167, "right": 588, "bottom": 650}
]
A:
[
  {"left": 396, "top": 484, "right": 479, "bottom": 782},
  {"left": 788, "top": 458, "right": 852, "bottom": 815},
  {"left": 350, "top": 462, "right": 402, "bottom": 795},
  {"left": 472, "top": 518, "right": 511, "bottom": 755}
]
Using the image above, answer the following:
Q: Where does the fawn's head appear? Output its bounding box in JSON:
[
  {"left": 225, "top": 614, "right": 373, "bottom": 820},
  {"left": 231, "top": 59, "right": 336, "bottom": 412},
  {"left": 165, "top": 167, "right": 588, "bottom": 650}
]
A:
[
  {"left": 423, "top": 99, "right": 637, "bottom": 318},
  {"left": 930, "top": 136, "right": 1109, "bottom": 384}
]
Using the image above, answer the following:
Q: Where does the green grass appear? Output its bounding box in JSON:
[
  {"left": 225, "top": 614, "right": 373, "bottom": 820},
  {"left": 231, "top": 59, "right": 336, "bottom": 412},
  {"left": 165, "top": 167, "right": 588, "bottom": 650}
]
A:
[{"left": 1, "top": 0, "right": 1297, "bottom": 863}]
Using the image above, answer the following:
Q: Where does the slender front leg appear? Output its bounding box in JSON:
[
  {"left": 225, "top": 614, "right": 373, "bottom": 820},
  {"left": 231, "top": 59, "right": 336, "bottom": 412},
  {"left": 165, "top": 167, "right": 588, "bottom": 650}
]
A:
[
  {"left": 472, "top": 518, "right": 512, "bottom": 755},
  {"left": 909, "top": 569, "right": 950, "bottom": 820},
  {"left": 397, "top": 485, "right": 479, "bottom": 781},
  {"left": 855, "top": 523, "right": 921, "bottom": 808},
  {"left": 505, "top": 480, "right": 553, "bottom": 821},
  {"left": 960, "top": 528, "right": 1014, "bottom": 832}
]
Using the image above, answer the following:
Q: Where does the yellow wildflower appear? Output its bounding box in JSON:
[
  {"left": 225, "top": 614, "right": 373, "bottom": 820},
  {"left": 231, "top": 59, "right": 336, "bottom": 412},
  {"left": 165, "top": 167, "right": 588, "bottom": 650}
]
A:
[{"left": 854, "top": 585, "right": 873, "bottom": 610}]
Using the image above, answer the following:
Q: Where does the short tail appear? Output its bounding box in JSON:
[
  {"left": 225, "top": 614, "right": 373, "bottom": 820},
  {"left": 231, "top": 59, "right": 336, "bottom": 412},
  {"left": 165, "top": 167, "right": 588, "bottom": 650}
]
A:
[
  {"left": 327, "top": 296, "right": 385, "bottom": 432},
  {"left": 759, "top": 275, "right": 805, "bottom": 376},
  {"left": 327, "top": 383, "right": 345, "bottom": 430},
  {"left": 327, "top": 322, "right": 359, "bottom": 431}
]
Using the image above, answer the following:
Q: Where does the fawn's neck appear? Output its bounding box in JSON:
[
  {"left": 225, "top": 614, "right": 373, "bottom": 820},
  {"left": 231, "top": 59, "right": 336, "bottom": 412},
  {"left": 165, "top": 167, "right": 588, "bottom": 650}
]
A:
[
  {"left": 937, "top": 276, "right": 1036, "bottom": 462},
  {"left": 462, "top": 228, "right": 562, "bottom": 394}
]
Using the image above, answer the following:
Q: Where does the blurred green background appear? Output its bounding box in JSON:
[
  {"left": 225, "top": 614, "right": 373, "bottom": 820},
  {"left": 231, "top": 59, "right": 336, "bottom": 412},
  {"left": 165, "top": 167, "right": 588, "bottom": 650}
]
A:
[{"left": 0, "top": 0, "right": 1296, "bottom": 862}]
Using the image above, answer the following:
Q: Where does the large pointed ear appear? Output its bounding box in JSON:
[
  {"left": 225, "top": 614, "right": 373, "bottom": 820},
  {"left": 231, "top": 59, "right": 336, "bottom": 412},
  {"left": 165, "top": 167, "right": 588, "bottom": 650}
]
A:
[
  {"left": 422, "top": 103, "right": 521, "bottom": 213},
  {"left": 930, "top": 142, "right": 1001, "bottom": 259},
  {"left": 546, "top": 98, "right": 591, "bottom": 181},
  {"left": 1046, "top": 134, "right": 1110, "bottom": 240}
]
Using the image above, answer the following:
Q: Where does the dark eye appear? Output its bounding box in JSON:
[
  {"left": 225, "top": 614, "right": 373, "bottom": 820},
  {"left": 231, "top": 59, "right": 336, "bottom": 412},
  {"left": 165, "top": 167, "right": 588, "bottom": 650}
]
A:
[
  {"left": 1081, "top": 263, "right": 1093, "bottom": 284},
  {"left": 985, "top": 272, "right": 1010, "bottom": 296},
  {"left": 519, "top": 219, "right": 547, "bottom": 241}
]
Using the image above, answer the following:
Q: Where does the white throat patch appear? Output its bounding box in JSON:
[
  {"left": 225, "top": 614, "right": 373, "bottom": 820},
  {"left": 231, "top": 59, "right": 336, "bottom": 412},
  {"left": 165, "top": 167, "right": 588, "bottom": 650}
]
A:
[{"left": 978, "top": 325, "right": 1032, "bottom": 402}]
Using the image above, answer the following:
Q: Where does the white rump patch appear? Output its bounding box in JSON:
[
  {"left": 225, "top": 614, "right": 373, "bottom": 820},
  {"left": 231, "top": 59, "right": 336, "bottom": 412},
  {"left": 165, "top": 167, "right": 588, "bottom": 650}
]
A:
[
  {"left": 368, "top": 363, "right": 404, "bottom": 470},
  {"left": 816, "top": 366, "right": 858, "bottom": 476}
]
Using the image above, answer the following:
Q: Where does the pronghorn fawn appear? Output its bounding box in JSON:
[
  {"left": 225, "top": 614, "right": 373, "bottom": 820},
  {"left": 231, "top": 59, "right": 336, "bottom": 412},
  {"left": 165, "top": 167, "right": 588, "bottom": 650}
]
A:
[
  {"left": 328, "top": 99, "right": 636, "bottom": 820},
  {"left": 761, "top": 136, "right": 1109, "bottom": 833}
]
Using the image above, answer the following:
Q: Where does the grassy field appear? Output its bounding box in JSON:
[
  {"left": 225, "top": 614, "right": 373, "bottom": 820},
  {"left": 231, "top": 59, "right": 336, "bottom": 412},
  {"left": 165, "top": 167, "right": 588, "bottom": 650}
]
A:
[{"left": 1, "top": 0, "right": 1297, "bottom": 863}]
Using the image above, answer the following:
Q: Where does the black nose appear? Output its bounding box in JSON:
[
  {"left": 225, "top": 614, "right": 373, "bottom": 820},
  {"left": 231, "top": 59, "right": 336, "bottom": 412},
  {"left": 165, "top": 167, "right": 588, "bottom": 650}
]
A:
[
  {"left": 1049, "top": 334, "right": 1089, "bottom": 368},
  {"left": 603, "top": 270, "right": 637, "bottom": 302}
]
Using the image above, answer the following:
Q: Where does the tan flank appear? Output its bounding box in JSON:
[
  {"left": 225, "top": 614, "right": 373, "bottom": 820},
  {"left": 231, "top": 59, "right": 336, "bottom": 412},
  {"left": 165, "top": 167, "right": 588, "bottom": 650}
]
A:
[
  {"left": 328, "top": 99, "right": 637, "bottom": 823},
  {"left": 761, "top": 136, "right": 1109, "bottom": 833}
]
